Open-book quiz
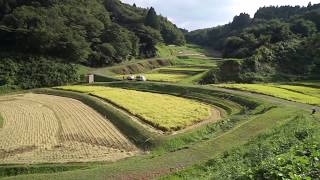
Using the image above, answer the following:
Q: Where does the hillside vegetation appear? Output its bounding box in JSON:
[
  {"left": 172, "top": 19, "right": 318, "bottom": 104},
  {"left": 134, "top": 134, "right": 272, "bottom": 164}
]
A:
[
  {"left": 0, "top": 0, "right": 185, "bottom": 89},
  {"left": 188, "top": 3, "right": 320, "bottom": 83},
  {"left": 106, "top": 45, "right": 219, "bottom": 84}
]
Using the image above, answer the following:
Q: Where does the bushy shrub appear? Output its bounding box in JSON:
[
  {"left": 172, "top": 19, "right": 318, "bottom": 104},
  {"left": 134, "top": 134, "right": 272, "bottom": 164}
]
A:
[{"left": 0, "top": 55, "right": 79, "bottom": 89}]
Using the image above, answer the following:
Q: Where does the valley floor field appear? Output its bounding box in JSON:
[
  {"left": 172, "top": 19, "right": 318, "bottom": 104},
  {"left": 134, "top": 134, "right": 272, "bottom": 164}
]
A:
[
  {"left": 84, "top": 45, "right": 220, "bottom": 85},
  {"left": 0, "top": 94, "right": 138, "bottom": 164},
  {"left": 1, "top": 44, "right": 319, "bottom": 179}
]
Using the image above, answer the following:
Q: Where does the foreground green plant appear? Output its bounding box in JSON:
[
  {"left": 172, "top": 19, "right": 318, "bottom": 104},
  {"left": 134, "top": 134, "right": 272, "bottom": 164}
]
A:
[{"left": 162, "top": 113, "right": 320, "bottom": 179}]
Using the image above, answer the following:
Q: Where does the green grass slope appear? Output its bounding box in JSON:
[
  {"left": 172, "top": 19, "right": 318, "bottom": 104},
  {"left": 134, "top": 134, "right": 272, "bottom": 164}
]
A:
[{"left": 162, "top": 113, "right": 320, "bottom": 179}]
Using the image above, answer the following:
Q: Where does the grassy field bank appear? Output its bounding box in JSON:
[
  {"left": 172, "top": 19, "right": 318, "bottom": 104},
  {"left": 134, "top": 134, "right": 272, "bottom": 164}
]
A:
[
  {"left": 0, "top": 113, "right": 3, "bottom": 128},
  {"left": 162, "top": 112, "right": 320, "bottom": 179}
]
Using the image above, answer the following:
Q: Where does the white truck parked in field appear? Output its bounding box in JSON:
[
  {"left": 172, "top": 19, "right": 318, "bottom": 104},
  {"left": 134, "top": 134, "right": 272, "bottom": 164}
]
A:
[
  {"left": 136, "top": 75, "right": 146, "bottom": 81},
  {"left": 127, "top": 75, "right": 136, "bottom": 80}
]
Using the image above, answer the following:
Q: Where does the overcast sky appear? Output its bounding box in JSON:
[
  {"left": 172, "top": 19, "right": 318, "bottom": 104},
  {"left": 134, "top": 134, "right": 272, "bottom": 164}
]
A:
[{"left": 121, "top": 0, "right": 319, "bottom": 31}]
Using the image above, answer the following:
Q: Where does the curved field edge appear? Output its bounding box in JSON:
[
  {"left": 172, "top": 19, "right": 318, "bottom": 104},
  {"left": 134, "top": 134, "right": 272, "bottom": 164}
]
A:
[
  {"left": 34, "top": 82, "right": 250, "bottom": 149},
  {"left": 96, "top": 82, "right": 262, "bottom": 113},
  {"left": 2, "top": 105, "right": 304, "bottom": 180},
  {"left": 57, "top": 86, "right": 213, "bottom": 132},
  {"left": 32, "top": 88, "right": 156, "bottom": 150}
]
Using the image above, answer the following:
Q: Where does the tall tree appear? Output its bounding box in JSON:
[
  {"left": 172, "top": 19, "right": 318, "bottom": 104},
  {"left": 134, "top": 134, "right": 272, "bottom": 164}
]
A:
[
  {"left": 231, "top": 13, "right": 251, "bottom": 29},
  {"left": 145, "top": 7, "right": 160, "bottom": 30}
]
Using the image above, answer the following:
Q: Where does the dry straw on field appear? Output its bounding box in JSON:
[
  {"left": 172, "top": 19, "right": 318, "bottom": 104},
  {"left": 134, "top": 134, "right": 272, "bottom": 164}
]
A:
[{"left": 0, "top": 93, "right": 138, "bottom": 164}]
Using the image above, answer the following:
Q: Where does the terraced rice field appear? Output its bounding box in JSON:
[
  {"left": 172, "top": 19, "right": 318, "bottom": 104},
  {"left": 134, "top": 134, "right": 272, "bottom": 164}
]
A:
[
  {"left": 59, "top": 86, "right": 215, "bottom": 131},
  {"left": 156, "top": 67, "right": 208, "bottom": 74},
  {"left": 291, "top": 81, "right": 320, "bottom": 88},
  {"left": 273, "top": 85, "right": 320, "bottom": 98},
  {"left": 216, "top": 84, "right": 320, "bottom": 106},
  {"left": 115, "top": 73, "right": 191, "bottom": 83},
  {"left": 140, "top": 73, "right": 191, "bottom": 82},
  {"left": 116, "top": 66, "right": 210, "bottom": 83},
  {"left": 0, "top": 93, "right": 138, "bottom": 164}
]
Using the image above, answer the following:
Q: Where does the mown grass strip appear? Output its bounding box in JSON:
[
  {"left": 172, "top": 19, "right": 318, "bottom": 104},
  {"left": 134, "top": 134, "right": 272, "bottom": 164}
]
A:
[
  {"left": 0, "top": 164, "right": 91, "bottom": 178},
  {"left": 0, "top": 113, "right": 3, "bottom": 128}
]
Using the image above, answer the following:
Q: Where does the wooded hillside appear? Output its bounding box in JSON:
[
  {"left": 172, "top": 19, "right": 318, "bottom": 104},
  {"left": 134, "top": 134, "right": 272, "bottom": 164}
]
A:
[
  {"left": 0, "top": 0, "right": 185, "bottom": 88},
  {"left": 188, "top": 3, "right": 320, "bottom": 83}
]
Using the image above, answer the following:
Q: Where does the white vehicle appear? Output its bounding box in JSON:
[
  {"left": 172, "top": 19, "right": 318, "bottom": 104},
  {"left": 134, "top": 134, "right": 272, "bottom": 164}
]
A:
[
  {"left": 136, "top": 75, "right": 146, "bottom": 81},
  {"left": 127, "top": 75, "right": 136, "bottom": 80}
]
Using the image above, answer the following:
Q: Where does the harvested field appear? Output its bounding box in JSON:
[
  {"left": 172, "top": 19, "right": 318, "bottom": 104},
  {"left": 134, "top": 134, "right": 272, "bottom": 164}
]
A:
[{"left": 0, "top": 93, "right": 138, "bottom": 164}]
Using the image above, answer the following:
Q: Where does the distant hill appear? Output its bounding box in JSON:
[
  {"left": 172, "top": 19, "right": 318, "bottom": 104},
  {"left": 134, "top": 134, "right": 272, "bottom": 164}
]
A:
[
  {"left": 187, "top": 3, "right": 320, "bottom": 83},
  {"left": 0, "top": 0, "right": 185, "bottom": 89}
]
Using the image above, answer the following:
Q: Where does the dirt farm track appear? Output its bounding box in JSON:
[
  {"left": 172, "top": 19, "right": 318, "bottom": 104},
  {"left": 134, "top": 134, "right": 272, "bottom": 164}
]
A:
[{"left": 0, "top": 93, "right": 139, "bottom": 164}]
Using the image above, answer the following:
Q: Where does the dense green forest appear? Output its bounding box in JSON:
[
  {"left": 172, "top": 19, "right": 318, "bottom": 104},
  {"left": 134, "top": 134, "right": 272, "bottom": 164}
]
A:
[
  {"left": 0, "top": 0, "right": 185, "bottom": 88},
  {"left": 188, "top": 3, "right": 320, "bottom": 83}
]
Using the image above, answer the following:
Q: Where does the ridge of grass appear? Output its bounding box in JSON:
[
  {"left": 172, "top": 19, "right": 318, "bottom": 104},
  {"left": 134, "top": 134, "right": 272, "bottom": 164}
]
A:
[{"left": 0, "top": 113, "right": 3, "bottom": 128}]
